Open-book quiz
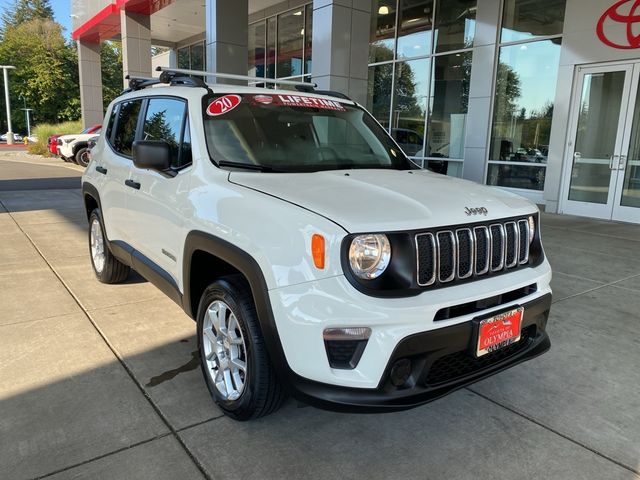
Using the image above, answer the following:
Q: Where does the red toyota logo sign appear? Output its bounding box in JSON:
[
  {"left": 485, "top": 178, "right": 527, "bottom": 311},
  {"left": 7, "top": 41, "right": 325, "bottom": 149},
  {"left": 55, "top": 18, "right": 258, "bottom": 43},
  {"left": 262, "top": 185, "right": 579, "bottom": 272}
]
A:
[{"left": 597, "top": 0, "right": 640, "bottom": 49}]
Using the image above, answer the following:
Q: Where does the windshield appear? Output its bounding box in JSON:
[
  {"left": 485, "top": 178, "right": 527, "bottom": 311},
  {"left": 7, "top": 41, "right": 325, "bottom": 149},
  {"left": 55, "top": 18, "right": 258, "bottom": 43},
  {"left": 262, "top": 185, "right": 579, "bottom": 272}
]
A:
[{"left": 202, "top": 93, "right": 413, "bottom": 172}]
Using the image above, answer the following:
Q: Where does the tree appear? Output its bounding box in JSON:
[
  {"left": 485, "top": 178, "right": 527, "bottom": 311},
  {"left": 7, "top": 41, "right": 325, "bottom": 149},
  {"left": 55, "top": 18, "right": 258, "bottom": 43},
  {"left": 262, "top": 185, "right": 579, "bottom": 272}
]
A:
[
  {"left": 0, "top": 18, "right": 80, "bottom": 131},
  {"left": 1, "top": 0, "right": 53, "bottom": 34},
  {"left": 101, "top": 41, "right": 123, "bottom": 110}
]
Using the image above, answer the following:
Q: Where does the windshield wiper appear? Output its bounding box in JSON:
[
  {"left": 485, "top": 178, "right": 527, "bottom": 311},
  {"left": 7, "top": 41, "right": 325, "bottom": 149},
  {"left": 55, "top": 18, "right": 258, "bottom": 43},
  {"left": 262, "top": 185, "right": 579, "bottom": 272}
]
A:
[{"left": 217, "top": 160, "right": 282, "bottom": 172}]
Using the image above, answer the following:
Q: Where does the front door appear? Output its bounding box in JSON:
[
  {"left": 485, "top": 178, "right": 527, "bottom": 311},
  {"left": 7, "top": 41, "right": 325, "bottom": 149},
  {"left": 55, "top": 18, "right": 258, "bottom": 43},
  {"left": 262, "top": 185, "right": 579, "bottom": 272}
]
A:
[{"left": 562, "top": 63, "right": 640, "bottom": 223}]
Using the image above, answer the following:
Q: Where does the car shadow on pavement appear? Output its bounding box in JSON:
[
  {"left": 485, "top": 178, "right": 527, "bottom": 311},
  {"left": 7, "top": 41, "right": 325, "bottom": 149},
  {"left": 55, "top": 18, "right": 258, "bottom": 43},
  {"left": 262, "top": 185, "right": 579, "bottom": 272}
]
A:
[{"left": 0, "top": 176, "right": 81, "bottom": 192}]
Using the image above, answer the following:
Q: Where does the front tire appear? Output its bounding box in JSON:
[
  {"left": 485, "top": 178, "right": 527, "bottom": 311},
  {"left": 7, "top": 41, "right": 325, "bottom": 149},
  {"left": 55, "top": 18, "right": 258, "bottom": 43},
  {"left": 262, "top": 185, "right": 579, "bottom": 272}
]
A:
[
  {"left": 197, "top": 275, "right": 286, "bottom": 420},
  {"left": 76, "top": 147, "right": 90, "bottom": 167},
  {"left": 88, "top": 209, "right": 130, "bottom": 284}
]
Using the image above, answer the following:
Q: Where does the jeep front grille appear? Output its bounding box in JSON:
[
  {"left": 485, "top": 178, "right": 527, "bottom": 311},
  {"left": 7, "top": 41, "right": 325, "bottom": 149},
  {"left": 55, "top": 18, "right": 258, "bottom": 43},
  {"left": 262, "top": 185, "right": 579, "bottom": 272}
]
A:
[{"left": 416, "top": 218, "right": 531, "bottom": 287}]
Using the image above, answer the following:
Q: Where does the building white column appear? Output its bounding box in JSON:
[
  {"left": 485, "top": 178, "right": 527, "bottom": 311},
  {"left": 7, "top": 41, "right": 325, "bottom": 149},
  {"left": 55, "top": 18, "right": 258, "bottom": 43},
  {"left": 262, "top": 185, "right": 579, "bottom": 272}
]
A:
[
  {"left": 78, "top": 40, "right": 104, "bottom": 128},
  {"left": 311, "top": 0, "right": 371, "bottom": 105},
  {"left": 205, "top": 0, "right": 248, "bottom": 81},
  {"left": 121, "top": 10, "right": 152, "bottom": 86},
  {"left": 461, "top": 0, "right": 501, "bottom": 184}
]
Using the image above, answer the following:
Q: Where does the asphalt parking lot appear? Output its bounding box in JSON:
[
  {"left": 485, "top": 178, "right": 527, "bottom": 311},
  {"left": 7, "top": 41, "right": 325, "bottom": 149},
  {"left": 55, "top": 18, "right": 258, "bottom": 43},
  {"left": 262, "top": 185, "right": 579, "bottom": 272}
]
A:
[{"left": 1, "top": 152, "right": 639, "bottom": 480}]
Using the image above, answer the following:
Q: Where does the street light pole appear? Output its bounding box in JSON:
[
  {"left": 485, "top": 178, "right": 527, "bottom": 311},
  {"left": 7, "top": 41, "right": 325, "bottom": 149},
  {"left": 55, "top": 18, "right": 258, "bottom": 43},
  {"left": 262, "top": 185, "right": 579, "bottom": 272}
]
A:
[
  {"left": 1, "top": 65, "right": 16, "bottom": 145},
  {"left": 19, "top": 95, "right": 32, "bottom": 138}
]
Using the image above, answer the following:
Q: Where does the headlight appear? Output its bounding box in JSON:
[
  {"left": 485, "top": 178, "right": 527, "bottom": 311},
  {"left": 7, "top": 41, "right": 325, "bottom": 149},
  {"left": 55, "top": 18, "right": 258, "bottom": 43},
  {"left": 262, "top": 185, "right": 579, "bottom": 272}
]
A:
[
  {"left": 348, "top": 234, "right": 391, "bottom": 280},
  {"left": 527, "top": 215, "right": 536, "bottom": 244}
]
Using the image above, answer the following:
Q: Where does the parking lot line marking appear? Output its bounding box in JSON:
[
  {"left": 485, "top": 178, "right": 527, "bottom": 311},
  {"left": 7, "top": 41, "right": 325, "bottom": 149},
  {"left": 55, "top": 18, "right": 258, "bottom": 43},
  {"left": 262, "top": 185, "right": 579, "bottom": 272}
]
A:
[
  {"left": 0, "top": 199, "right": 214, "bottom": 480},
  {"left": 467, "top": 387, "right": 640, "bottom": 476}
]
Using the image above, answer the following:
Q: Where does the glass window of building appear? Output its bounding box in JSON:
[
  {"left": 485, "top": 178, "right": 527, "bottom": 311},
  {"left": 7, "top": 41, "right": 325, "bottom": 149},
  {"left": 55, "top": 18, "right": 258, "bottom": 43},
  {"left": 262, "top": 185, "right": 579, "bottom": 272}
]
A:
[
  {"left": 367, "top": 0, "right": 476, "bottom": 177},
  {"left": 249, "top": 22, "right": 266, "bottom": 77},
  {"left": 396, "top": 0, "right": 433, "bottom": 60},
  {"left": 304, "top": 5, "right": 313, "bottom": 74},
  {"left": 176, "top": 42, "right": 205, "bottom": 70},
  {"left": 434, "top": 0, "right": 476, "bottom": 53},
  {"left": 266, "top": 17, "right": 277, "bottom": 78},
  {"left": 367, "top": 63, "right": 394, "bottom": 128},
  {"left": 370, "top": 0, "right": 397, "bottom": 63},
  {"left": 190, "top": 43, "right": 204, "bottom": 71},
  {"left": 177, "top": 47, "right": 189, "bottom": 69},
  {"left": 248, "top": 5, "right": 313, "bottom": 81},
  {"left": 278, "top": 9, "right": 305, "bottom": 78},
  {"left": 425, "top": 51, "right": 471, "bottom": 176},
  {"left": 390, "top": 59, "right": 429, "bottom": 156},
  {"left": 487, "top": 38, "right": 562, "bottom": 191},
  {"left": 501, "top": 0, "right": 566, "bottom": 43}
]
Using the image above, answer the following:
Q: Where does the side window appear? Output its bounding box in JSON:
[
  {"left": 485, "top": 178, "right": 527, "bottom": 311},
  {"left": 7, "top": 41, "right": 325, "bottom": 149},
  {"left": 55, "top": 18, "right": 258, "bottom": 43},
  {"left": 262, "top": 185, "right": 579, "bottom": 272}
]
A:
[
  {"left": 142, "top": 98, "right": 191, "bottom": 169},
  {"left": 113, "top": 100, "right": 142, "bottom": 157},
  {"left": 105, "top": 104, "right": 118, "bottom": 143}
]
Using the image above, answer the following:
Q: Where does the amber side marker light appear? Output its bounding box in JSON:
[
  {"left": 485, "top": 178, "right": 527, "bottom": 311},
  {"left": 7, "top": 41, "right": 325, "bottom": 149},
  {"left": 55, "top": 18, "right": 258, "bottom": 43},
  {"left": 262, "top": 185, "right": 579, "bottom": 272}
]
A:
[{"left": 312, "top": 234, "right": 325, "bottom": 269}]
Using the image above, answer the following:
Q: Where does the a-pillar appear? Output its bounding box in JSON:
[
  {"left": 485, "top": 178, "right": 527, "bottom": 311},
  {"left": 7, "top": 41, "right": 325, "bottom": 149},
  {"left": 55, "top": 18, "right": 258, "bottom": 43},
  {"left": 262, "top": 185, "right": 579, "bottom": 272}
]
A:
[
  {"left": 121, "top": 10, "right": 152, "bottom": 86},
  {"left": 78, "top": 40, "right": 104, "bottom": 128},
  {"left": 205, "top": 0, "right": 248, "bottom": 82},
  {"left": 311, "top": 0, "right": 371, "bottom": 105}
]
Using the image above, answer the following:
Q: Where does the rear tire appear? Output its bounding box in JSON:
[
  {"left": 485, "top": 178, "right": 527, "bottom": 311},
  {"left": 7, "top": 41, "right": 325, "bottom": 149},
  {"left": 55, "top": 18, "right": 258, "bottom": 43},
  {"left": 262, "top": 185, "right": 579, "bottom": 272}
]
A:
[
  {"left": 197, "top": 275, "right": 286, "bottom": 420},
  {"left": 76, "top": 147, "right": 90, "bottom": 167},
  {"left": 88, "top": 208, "right": 130, "bottom": 284}
]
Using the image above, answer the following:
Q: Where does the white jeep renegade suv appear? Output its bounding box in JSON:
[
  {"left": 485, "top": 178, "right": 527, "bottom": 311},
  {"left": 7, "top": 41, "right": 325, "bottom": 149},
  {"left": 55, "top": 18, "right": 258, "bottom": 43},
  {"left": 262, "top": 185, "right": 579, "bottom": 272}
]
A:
[{"left": 81, "top": 70, "right": 552, "bottom": 421}]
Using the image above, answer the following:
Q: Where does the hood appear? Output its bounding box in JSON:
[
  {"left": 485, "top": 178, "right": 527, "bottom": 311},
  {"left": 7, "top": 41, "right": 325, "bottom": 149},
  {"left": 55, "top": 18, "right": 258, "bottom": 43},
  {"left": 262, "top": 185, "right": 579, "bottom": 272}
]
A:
[
  {"left": 58, "top": 133, "right": 100, "bottom": 142},
  {"left": 229, "top": 169, "right": 536, "bottom": 233}
]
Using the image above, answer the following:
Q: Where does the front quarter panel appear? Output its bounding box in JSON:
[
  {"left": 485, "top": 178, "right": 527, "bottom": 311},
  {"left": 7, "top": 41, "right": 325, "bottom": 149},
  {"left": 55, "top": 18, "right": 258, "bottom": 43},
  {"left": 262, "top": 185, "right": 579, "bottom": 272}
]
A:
[{"left": 184, "top": 161, "right": 348, "bottom": 291}]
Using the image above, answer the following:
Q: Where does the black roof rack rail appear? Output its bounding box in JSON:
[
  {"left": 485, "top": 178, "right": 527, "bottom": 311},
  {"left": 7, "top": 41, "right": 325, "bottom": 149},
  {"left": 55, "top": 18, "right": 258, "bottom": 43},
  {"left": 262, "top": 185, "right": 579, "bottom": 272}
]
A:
[{"left": 121, "top": 75, "right": 161, "bottom": 94}]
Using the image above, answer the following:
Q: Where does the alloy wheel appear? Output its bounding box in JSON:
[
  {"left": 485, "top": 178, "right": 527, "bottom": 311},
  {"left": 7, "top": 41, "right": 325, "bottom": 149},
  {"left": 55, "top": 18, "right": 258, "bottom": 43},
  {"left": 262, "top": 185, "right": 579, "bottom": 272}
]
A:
[
  {"left": 90, "top": 217, "right": 106, "bottom": 274},
  {"left": 202, "top": 300, "right": 247, "bottom": 400}
]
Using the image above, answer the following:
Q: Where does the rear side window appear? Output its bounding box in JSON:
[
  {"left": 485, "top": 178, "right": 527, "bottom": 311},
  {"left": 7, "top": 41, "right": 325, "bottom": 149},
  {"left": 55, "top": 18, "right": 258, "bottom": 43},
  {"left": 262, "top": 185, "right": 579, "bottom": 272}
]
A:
[
  {"left": 142, "top": 98, "right": 191, "bottom": 168},
  {"left": 105, "top": 105, "right": 118, "bottom": 141},
  {"left": 113, "top": 100, "right": 142, "bottom": 157}
]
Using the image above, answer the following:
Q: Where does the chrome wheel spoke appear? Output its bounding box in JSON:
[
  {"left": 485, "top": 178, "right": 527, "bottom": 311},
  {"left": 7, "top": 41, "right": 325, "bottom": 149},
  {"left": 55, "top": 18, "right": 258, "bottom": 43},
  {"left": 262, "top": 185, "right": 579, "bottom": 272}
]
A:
[{"left": 201, "top": 299, "right": 247, "bottom": 401}]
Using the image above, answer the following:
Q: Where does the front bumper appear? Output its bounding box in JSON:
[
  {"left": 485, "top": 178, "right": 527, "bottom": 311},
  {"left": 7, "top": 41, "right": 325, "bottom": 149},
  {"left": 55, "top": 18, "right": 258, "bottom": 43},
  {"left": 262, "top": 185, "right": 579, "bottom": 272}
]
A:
[
  {"left": 264, "top": 261, "right": 552, "bottom": 412},
  {"left": 285, "top": 293, "right": 550, "bottom": 412}
]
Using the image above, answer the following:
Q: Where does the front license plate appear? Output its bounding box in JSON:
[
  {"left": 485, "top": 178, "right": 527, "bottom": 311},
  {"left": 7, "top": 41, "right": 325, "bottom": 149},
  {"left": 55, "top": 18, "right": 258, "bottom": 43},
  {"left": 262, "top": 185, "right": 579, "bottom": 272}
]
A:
[{"left": 476, "top": 307, "right": 523, "bottom": 357}]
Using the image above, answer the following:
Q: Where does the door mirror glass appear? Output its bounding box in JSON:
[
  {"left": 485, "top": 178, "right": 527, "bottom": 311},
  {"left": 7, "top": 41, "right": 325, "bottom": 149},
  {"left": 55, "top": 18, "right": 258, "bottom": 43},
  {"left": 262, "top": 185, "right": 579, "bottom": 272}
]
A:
[{"left": 132, "top": 140, "right": 171, "bottom": 171}]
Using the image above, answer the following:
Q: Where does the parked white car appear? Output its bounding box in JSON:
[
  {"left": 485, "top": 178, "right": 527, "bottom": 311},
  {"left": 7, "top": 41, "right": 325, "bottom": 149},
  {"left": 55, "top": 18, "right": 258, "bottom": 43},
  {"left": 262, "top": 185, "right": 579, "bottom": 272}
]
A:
[
  {"left": 81, "top": 69, "right": 552, "bottom": 420},
  {"left": 57, "top": 124, "right": 101, "bottom": 166}
]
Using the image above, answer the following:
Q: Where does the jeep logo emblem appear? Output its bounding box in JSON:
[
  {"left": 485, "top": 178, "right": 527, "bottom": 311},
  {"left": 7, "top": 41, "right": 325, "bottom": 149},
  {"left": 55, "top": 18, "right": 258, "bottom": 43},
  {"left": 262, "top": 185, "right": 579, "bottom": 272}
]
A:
[{"left": 465, "top": 207, "right": 488, "bottom": 216}]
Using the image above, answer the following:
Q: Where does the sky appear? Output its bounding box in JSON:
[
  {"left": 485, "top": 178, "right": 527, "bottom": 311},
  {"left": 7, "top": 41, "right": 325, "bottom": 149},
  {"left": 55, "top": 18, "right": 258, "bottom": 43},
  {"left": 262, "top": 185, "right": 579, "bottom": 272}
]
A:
[{"left": 50, "top": 0, "right": 72, "bottom": 38}]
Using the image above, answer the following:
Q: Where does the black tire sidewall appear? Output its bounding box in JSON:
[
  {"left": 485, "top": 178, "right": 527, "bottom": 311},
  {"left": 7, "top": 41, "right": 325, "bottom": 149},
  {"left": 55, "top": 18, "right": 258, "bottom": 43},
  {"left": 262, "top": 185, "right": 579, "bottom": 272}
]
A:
[
  {"left": 196, "top": 280, "right": 260, "bottom": 417},
  {"left": 76, "top": 147, "right": 89, "bottom": 167}
]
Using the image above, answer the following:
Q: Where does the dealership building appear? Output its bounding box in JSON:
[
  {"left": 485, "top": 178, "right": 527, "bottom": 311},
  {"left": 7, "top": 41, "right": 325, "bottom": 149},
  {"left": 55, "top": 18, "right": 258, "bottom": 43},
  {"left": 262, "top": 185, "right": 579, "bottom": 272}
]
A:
[{"left": 71, "top": 0, "right": 640, "bottom": 223}]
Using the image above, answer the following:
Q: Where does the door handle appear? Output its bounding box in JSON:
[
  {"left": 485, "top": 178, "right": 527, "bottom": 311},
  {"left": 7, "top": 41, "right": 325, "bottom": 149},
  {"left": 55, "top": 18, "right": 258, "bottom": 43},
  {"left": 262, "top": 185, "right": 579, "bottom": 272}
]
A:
[
  {"left": 95, "top": 166, "right": 107, "bottom": 175},
  {"left": 618, "top": 155, "right": 627, "bottom": 170},
  {"left": 124, "top": 179, "right": 141, "bottom": 190},
  {"left": 609, "top": 154, "right": 619, "bottom": 169}
]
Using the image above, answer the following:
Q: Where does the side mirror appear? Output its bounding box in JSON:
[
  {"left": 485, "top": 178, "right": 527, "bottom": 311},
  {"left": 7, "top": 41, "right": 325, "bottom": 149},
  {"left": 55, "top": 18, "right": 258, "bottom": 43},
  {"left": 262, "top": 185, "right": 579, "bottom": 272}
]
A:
[{"left": 132, "top": 140, "right": 171, "bottom": 171}]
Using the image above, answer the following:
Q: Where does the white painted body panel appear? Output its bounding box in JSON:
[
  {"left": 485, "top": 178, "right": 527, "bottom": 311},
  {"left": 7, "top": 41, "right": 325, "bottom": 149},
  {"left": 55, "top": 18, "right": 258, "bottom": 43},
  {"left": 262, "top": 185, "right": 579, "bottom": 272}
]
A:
[
  {"left": 270, "top": 261, "right": 551, "bottom": 387},
  {"left": 58, "top": 133, "right": 99, "bottom": 159},
  {"left": 230, "top": 169, "right": 536, "bottom": 233},
  {"left": 83, "top": 85, "right": 552, "bottom": 389}
]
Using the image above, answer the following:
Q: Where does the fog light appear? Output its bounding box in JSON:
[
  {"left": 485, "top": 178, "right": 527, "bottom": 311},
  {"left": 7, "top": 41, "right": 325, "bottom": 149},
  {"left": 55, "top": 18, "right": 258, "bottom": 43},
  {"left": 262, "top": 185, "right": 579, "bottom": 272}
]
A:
[
  {"left": 390, "top": 358, "right": 412, "bottom": 387},
  {"left": 323, "top": 327, "right": 371, "bottom": 369}
]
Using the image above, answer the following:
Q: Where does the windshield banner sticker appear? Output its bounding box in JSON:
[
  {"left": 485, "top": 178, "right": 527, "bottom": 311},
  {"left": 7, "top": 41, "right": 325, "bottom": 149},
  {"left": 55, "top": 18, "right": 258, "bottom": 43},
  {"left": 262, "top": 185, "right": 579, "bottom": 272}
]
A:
[
  {"left": 207, "top": 95, "right": 242, "bottom": 116},
  {"left": 277, "top": 94, "right": 346, "bottom": 111},
  {"left": 248, "top": 94, "right": 346, "bottom": 111}
]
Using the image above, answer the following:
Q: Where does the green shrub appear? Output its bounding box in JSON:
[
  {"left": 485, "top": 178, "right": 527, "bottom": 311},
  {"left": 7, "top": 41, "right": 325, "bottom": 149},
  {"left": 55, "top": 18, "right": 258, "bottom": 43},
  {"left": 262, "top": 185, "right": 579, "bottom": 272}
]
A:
[{"left": 28, "top": 121, "right": 83, "bottom": 156}]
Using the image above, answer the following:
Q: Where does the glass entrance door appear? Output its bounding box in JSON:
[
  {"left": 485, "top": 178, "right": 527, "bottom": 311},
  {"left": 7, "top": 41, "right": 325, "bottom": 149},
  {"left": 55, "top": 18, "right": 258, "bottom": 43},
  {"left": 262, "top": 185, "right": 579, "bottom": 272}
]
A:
[{"left": 563, "top": 63, "right": 640, "bottom": 223}]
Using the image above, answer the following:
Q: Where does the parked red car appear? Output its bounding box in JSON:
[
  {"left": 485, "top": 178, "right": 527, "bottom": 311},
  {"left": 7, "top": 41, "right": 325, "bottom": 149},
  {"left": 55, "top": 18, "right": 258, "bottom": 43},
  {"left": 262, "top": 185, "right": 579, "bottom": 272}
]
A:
[
  {"left": 47, "top": 135, "right": 61, "bottom": 155},
  {"left": 48, "top": 124, "right": 101, "bottom": 156}
]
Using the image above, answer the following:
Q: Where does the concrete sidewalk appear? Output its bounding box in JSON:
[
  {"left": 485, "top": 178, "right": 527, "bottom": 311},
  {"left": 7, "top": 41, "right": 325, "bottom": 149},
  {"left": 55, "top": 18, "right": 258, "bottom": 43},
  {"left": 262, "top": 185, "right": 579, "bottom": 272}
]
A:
[{"left": 1, "top": 154, "right": 639, "bottom": 480}]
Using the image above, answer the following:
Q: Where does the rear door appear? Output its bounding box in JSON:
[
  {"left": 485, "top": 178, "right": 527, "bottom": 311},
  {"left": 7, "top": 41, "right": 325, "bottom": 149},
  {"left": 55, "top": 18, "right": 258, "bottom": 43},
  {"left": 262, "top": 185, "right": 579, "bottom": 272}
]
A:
[{"left": 126, "top": 96, "right": 193, "bottom": 288}]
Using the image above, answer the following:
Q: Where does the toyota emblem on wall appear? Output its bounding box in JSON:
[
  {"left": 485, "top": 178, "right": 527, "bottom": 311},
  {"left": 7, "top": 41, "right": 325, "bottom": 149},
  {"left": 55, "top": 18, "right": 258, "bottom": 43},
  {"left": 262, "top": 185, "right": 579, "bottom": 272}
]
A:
[{"left": 597, "top": 0, "right": 640, "bottom": 49}]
